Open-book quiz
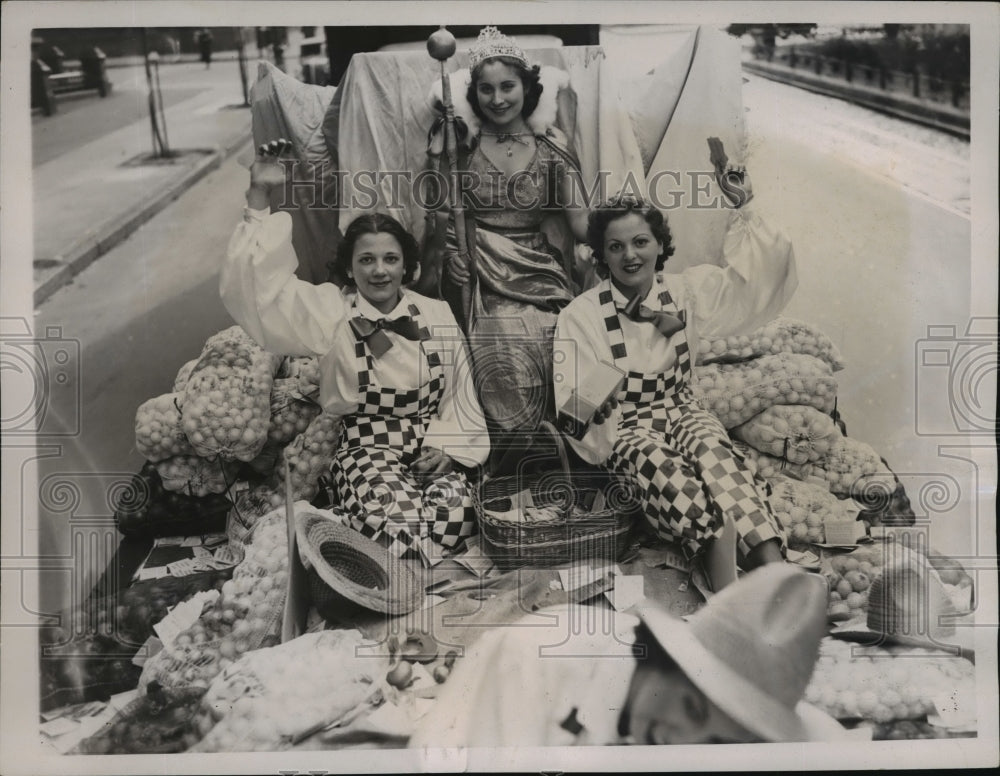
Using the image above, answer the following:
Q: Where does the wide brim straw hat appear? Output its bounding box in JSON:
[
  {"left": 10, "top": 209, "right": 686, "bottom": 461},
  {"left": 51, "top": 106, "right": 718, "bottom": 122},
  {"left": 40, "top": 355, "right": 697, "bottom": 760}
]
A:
[
  {"left": 296, "top": 511, "right": 424, "bottom": 616},
  {"left": 637, "top": 564, "right": 828, "bottom": 743},
  {"left": 831, "top": 547, "right": 973, "bottom": 655}
]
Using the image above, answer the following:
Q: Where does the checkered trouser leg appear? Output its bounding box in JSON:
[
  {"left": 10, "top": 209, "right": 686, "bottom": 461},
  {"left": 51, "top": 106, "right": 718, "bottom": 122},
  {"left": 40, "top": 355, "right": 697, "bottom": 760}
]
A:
[
  {"left": 657, "top": 403, "right": 786, "bottom": 559},
  {"left": 423, "top": 470, "right": 477, "bottom": 549},
  {"left": 608, "top": 427, "right": 721, "bottom": 559},
  {"left": 334, "top": 447, "right": 422, "bottom": 558},
  {"left": 333, "top": 447, "right": 477, "bottom": 559}
]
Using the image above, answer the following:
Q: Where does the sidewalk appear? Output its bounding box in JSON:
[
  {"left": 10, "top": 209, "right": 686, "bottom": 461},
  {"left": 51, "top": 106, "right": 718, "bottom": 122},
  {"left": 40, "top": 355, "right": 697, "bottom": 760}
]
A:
[
  {"left": 32, "top": 74, "right": 256, "bottom": 306},
  {"left": 741, "top": 58, "right": 970, "bottom": 140}
]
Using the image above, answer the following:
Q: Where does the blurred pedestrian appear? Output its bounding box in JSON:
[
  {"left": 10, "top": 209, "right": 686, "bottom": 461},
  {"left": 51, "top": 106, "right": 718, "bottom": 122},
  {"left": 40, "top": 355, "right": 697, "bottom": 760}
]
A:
[{"left": 197, "top": 28, "right": 214, "bottom": 69}]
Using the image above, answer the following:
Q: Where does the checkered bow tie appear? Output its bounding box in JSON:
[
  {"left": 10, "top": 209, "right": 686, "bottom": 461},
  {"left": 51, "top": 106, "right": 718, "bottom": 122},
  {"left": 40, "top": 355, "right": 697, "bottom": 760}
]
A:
[
  {"left": 349, "top": 316, "right": 422, "bottom": 358},
  {"left": 620, "top": 293, "right": 686, "bottom": 339}
]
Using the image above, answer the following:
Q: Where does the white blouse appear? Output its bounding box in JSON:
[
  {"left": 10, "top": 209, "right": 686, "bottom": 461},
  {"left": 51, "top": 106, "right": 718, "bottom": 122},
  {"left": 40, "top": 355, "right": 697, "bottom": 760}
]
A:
[
  {"left": 220, "top": 209, "right": 489, "bottom": 468},
  {"left": 553, "top": 203, "right": 798, "bottom": 465}
]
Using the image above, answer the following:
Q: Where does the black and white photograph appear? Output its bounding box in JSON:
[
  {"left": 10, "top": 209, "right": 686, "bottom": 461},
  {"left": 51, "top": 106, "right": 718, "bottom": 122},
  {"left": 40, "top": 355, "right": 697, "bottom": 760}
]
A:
[{"left": 1, "top": 1, "right": 997, "bottom": 773}]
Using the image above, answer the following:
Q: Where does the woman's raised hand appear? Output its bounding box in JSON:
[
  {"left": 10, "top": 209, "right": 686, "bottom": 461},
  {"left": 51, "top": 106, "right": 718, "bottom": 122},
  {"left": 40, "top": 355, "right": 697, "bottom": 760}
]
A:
[
  {"left": 717, "top": 163, "right": 754, "bottom": 209},
  {"left": 707, "top": 136, "right": 753, "bottom": 209},
  {"left": 249, "top": 139, "right": 292, "bottom": 193}
]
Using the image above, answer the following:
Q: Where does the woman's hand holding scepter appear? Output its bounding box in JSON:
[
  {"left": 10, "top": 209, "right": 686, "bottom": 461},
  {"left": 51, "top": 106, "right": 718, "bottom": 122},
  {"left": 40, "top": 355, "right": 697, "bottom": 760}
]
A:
[{"left": 427, "top": 27, "right": 475, "bottom": 326}]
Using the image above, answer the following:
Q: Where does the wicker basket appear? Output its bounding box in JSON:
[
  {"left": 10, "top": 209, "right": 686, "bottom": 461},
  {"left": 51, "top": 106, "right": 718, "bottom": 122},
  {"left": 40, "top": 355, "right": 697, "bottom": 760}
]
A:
[{"left": 474, "top": 422, "right": 640, "bottom": 570}]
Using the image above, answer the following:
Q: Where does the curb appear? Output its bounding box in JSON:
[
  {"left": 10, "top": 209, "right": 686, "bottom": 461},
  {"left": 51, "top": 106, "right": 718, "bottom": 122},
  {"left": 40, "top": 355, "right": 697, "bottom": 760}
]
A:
[
  {"left": 34, "top": 127, "right": 252, "bottom": 307},
  {"left": 742, "top": 60, "right": 970, "bottom": 140}
]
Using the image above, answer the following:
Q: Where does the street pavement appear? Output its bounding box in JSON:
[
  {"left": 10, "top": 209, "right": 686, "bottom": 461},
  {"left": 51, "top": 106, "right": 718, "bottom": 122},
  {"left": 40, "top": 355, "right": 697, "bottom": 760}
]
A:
[{"left": 30, "top": 58, "right": 260, "bottom": 305}]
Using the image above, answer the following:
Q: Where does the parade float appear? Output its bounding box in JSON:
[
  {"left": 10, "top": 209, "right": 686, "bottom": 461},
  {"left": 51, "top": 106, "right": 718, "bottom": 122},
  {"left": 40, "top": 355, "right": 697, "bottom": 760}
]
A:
[{"left": 38, "top": 26, "right": 979, "bottom": 754}]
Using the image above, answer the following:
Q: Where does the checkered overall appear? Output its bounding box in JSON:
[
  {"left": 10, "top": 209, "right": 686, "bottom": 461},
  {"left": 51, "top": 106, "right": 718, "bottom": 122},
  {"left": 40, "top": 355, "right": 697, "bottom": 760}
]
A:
[
  {"left": 332, "top": 300, "right": 477, "bottom": 561},
  {"left": 597, "top": 281, "right": 785, "bottom": 561}
]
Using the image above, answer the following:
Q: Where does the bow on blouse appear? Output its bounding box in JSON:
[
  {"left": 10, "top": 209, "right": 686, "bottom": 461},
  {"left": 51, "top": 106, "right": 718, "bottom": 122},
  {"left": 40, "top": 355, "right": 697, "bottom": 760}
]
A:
[
  {"left": 349, "top": 316, "right": 422, "bottom": 358},
  {"left": 621, "top": 293, "right": 687, "bottom": 339}
]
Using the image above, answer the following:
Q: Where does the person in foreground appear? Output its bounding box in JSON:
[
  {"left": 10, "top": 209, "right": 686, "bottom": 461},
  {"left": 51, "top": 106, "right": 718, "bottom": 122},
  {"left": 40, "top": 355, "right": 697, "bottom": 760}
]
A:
[
  {"left": 409, "top": 564, "right": 848, "bottom": 747},
  {"left": 220, "top": 140, "right": 489, "bottom": 564},
  {"left": 553, "top": 161, "right": 797, "bottom": 591}
]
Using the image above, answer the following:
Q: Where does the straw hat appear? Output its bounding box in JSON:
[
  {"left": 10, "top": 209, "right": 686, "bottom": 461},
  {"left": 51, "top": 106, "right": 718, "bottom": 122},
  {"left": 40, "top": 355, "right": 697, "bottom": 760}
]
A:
[
  {"left": 296, "top": 511, "right": 424, "bottom": 616},
  {"left": 637, "top": 564, "right": 828, "bottom": 742},
  {"left": 833, "top": 548, "right": 973, "bottom": 655}
]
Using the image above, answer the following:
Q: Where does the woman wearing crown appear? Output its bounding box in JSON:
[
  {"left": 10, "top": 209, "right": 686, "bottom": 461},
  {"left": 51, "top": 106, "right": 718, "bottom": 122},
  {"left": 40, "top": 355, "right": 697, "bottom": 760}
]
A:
[{"left": 425, "top": 26, "right": 591, "bottom": 471}]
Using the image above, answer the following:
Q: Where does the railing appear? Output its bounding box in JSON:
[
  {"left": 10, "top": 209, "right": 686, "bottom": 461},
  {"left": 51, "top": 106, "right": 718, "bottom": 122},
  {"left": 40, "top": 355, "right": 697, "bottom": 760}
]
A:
[{"left": 748, "top": 45, "right": 970, "bottom": 112}]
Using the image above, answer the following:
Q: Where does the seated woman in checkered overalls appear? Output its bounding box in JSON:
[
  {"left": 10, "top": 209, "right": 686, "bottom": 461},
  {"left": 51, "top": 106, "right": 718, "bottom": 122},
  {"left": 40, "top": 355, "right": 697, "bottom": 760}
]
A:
[
  {"left": 553, "top": 164, "right": 795, "bottom": 591},
  {"left": 220, "top": 141, "right": 489, "bottom": 567}
]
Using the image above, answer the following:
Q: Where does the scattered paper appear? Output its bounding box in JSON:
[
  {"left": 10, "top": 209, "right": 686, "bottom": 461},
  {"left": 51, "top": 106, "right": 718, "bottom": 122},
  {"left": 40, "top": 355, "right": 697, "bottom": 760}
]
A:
[
  {"left": 107, "top": 689, "right": 139, "bottom": 713},
  {"left": 453, "top": 555, "right": 494, "bottom": 577},
  {"left": 154, "top": 536, "right": 185, "bottom": 547},
  {"left": 591, "top": 563, "right": 623, "bottom": 579},
  {"left": 642, "top": 547, "right": 691, "bottom": 573},
  {"left": 152, "top": 591, "right": 216, "bottom": 647},
  {"left": 821, "top": 519, "right": 867, "bottom": 547},
  {"left": 131, "top": 637, "right": 162, "bottom": 667},
  {"left": 166, "top": 558, "right": 198, "bottom": 577},
  {"left": 181, "top": 535, "right": 204, "bottom": 547},
  {"left": 419, "top": 538, "right": 446, "bottom": 568},
  {"left": 558, "top": 564, "right": 598, "bottom": 592},
  {"left": 134, "top": 566, "right": 166, "bottom": 581},
  {"left": 929, "top": 683, "right": 976, "bottom": 729},
  {"left": 607, "top": 575, "right": 645, "bottom": 612},
  {"left": 67, "top": 701, "right": 107, "bottom": 720},
  {"left": 452, "top": 536, "right": 495, "bottom": 578},
  {"left": 787, "top": 548, "right": 821, "bottom": 569},
  {"left": 191, "top": 546, "right": 212, "bottom": 558},
  {"left": 421, "top": 595, "right": 446, "bottom": 610},
  {"left": 40, "top": 717, "right": 78, "bottom": 738},
  {"left": 202, "top": 533, "right": 228, "bottom": 548},
  {"left": 212, "top": 544, "right": 243, "bottom": 567}
]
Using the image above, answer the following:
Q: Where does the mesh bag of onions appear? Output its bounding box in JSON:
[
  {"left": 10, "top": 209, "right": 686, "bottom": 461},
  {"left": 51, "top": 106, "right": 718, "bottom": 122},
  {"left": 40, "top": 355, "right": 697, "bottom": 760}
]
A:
[
  {"left": 135, "top": 393, "right": 196, "bottom": 462},
  {"left": 690, "top": 352, "right": 837, "bottom": 429},
  {"left": 137, "top": 512, "right": 289, "bottom": 692},
  {"left": 731, "top": 403, "right": 841, "bottom": 464},
  {"left": 767, "top": 474, "right": 861, "bottom": 547},
  {"left": 696, "top": 316, "right": 846, "bottom": 372},
  {"left": 181, "top": 326, "right": 282, "bottom": 462}
]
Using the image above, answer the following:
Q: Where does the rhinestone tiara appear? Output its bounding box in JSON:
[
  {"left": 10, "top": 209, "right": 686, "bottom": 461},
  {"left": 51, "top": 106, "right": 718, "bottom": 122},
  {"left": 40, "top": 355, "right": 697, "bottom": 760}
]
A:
[{"left": 468, "top": 26, "right": 528, "bottom": 70}]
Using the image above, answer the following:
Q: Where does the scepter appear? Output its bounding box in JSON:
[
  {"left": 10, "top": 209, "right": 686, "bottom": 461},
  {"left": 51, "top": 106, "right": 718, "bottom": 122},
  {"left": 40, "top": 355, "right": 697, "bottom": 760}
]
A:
[{"left": 427, "top": 26, "right": 474, "bottom": 328}]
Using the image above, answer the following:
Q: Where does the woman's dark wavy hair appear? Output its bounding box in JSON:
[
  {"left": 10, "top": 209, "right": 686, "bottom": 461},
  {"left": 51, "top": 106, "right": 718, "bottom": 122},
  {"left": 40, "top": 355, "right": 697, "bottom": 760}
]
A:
[
  {"left": 586, "top": 194, "right": 675, "bottom": 279},
  {"left": 467, "top": 56, "right": 543, "bottom": 123},
  {"left": 329, "top": 213, "right": 420, "bottom": 287}
]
